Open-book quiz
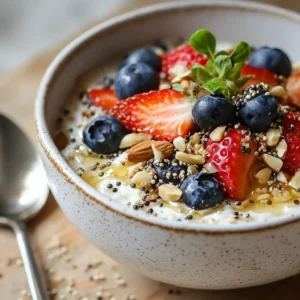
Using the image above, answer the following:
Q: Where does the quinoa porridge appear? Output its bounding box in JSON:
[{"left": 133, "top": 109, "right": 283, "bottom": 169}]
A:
[{"left": 56, "top": 29, "right": 300, "bottom": 225}]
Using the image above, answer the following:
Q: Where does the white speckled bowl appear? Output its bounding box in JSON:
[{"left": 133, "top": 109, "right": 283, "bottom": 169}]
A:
[{"left": 36, "top": 1, "right": 300, "bottom": 289}]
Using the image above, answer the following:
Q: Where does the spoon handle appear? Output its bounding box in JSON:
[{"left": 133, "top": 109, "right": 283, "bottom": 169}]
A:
[{"left": 12, "top": 219, "right": 49, "bottom": 300}]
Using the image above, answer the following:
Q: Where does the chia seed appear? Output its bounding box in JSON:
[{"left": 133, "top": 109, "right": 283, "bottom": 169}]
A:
[{"left": 294, "top": 199, "right": 300, "bottom": 205}]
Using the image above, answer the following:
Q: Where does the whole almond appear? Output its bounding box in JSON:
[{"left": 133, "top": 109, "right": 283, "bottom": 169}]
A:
[
  {"left": 119, "top": 133, "right": 152, "bottom": 149},
  {"left": 126, "top": 140, "right": 174, "bottom": 163}
]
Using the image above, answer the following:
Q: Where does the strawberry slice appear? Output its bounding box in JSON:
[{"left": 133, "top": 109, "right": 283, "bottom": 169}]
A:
[
  {"left": 287, "top": 73, "right": 300, "bottom": 108},
  {"left": 88, "top": 88, "right": 118, "bottom": 110},
  {"left": 206, "top": 127, "right": 257, "bottom": 200},
  {"left": 282, "top": 112, "right": 300, "bottom": 175},
  {"left": 241, "top": 65, "right": 278, "bottom": 89},
  {"left": 109, "top": 89, "right": 195, "bottom": 141},
  {"left": 162, "top": 44, "right": 207, "bottom": 77}
]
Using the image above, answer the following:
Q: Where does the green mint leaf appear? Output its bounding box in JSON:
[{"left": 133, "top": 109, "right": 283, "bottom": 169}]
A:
[
  {"left": 230, "top": 41, "right": 251, "bottom": 63},
  {"left": 227, "top": 61, "right": 244, "bottom": 81},
  {"left": 189, "top": 29, "right": 216, "bottom": 58},
  {"left": 214, "top": 55, "right": 232, "bottom": 78},
  {"left": 235, "top": 76, "right": 252, "bottom": 88},
  {"left": 202, "top": 78, "right": 229, "bottom": 97},
  {"left": 226, "top": 80, "right": 239, "bottom": 96},
  {"left": 172, "top": 83, "right": 185, "bottom": 92},
  {"left": 215, "top": 50, "right": 229, "bottom": 57},
  {"left": 206, "top": 59, "right": 215, "bottom": 73},
  {"left": 191, "top": 64, "right": 213, "bottom": 84}
]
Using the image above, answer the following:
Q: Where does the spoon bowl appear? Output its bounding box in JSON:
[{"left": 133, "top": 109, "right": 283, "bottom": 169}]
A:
[
  {"left": 0, "top": 114, "right": 48, "bottom": 222},
  {"left": 0, "top": 114, "right": 49, "bottom": 300}
]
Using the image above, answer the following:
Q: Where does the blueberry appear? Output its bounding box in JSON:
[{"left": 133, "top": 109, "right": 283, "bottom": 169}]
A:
[
  {"left": 192, "top": 95, "right": 236, "bottom": 131},
  {"left": 114, "top": 63, "right": 159, "bottom": 100},
  {"left": 124, "top": 48, "right": 161, "bottom": 71},
  {"left": 83, "top": 116, "right": 128, "bottom": 154},
  {"left": 181, "top": 172, "right": 224, "bottom": 210},
  {"left": 239, "top": 94, "right": 280, "bottom": 132},
  {"left": 153, "top": 161, "right": 188, "bottom": 185},
  {"left": 248, "top": 46, "right": 292, "bottom": 78}
]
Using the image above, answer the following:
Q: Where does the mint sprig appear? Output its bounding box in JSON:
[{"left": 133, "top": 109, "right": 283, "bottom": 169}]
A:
[{"left": 189, "top": 29, "right": 252, "bottom": 98}]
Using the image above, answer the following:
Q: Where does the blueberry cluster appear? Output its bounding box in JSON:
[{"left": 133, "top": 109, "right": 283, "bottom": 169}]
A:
[
  {"left": 83, "top": 47, "right": 163, "bottom": 154},
  {"left": 115, "top": 48, "right": 161, "bottom": 100}
]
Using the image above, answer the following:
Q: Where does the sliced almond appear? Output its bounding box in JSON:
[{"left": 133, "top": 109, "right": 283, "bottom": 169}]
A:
[
  {"left": 189, "top": 133, "right": 200, "bottom": 145},
  {"left": 209, "top": 126, "right": 226, "bottom": 142},
  {"left": 130, "top": 171, "right": 153, "bottom": 184},
  {"left": 175, "top": 152, "right": 205, "bottom": 165},
  {"left": 266, "top": 128, "right": 281, "bottom": 147},
  {"left": 255, "top": 167, "right": 272, "bottom": 184},
  {"left": 171, "top": 70, "right": 191, "bottom": 83},
  {"left": 288, "top": 171, "right": 300, "bottom": 190},
  {"left": 270, "top": 85, "right": 287, "bottom": 101},
  {"left": 275, "top": 139, "right": 288, "bottom": 158},
  {"left": 151, "top": 144, "right": 163, "bottom": 160},
  {"left": 54, "top": 132, "right": 68, "bottom": 150},
  {"left": 126, "top": 140, "right": 174, "bottom": 163},
  {"left": 203, "top": 163, "right": 217, "bottom": 174},
  {"left": 158, "top": 184, "right": 182, "bottom": 202},
  {"left": 119, "top": 133, "right": 152, "bottom": 149},
  {"left": 277, "top": 171, "right": 291, "bottom": 184},
  {"left": 262, "top": 154, "right": 283, "bottom": 172},
  {"left": 187, "top": 165, "right": 198, "bottom": 175},
  {"left": 159, "top": 83, "right": 170, "bottom": 90},
  {"left": 127, "top": 162, "right": 145, "bottom": 178},
  {"left": 180, "top": 80, "right": 190, "bottom": 89},
  {"left": 173, "top": 136, "right": 186, "bottom": 152}
]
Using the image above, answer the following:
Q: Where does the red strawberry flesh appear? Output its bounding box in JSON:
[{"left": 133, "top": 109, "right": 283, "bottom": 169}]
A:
[
  {"left": 241, "top": 65, "right": 278, "bottom": 89},
  {"left": 109, "top": 89, "right": 195, "bottom": 141},
  {"left": 162, "top": 44, "right": 207, "bottom": 77},
  {"left": 88, "top": 88, "right": 118, "bottom": 110},
  {"left": 206, "top": 127, "right": 257, "bottom": 200},
  {"left": 282, "top": 112, "right": 300, "bottom": 175},
  {"left": 287, "top": 73, "right": 300, "bottom": 108}
]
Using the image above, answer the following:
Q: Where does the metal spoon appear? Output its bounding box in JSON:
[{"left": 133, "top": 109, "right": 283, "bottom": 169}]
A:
[{"left": 0, "top": 114, "right": 49, "bottom": 300}]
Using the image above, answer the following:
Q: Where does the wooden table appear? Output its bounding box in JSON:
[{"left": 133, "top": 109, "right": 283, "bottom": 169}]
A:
[{"left": 1, "top": 1, "right": 300, "bottom": 299}]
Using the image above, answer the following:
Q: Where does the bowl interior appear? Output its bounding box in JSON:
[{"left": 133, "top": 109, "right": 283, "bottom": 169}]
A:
[{"left": 38, "top": 1, "right": 300, "bottom": 231}]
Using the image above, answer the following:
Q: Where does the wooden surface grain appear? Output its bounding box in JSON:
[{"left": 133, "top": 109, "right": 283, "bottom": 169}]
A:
[{"left": 1, "top": 1, "right": 300, "bottom": 299}]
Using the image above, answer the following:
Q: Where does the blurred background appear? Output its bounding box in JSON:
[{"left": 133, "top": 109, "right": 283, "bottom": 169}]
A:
[{"left": 0, "top": 0, "right": 299, "bottom": 75}]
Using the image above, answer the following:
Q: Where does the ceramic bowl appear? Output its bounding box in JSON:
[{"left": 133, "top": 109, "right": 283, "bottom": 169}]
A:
[{"left": 36, "top": 1, "right": 300, "bottom": 289}]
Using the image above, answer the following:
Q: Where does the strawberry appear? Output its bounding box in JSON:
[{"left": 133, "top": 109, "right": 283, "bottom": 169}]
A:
[
  {"left": 162, "top": 44, "right": 207, "bottom": 77},
  {"left": 206, "top": 127, "right": 257, "bottom": 200},
  {"left": 88, "top": 88, "right": 118, "bottom": 110},
  {"left": 241, "top": 65, "right": 278, "bottom": 89},
  {"left": 282, "top": 112, "right": 300, "bottom": 175},
  {"left": 286, "top": 73, "right": 300, "bottom": 108},
  {"left": 109, "top": 89, "right": 195, "bottom": 141}
]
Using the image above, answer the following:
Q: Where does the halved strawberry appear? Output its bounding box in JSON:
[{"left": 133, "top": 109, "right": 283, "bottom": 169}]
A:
[
  {"left": 206, "top": 126, "right": 258, "bottom": 200},
  {"left": 88, "top": 88, "right": 118, "bottom": 110},
  {"left": 162, "top": 44, "right": 207, "bottom": 77},
  {"left": 109, "top": 89, "right": 195, "bottom": 141},
  {"left": 287, "top": 73, "right": 300, "bottom": 108},
  {"left": 282, "top": 112, "right": 300, "bottom": 175},
  {"left": 241, "top": 65, "right": 278, "bottom": 89}
]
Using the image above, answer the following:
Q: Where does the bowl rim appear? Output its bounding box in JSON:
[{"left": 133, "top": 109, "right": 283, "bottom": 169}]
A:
[{"left": 36, "top": 0, "right": 300, "bottom": 234}]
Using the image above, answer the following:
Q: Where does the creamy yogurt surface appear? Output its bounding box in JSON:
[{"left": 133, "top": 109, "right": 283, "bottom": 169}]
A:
[{"left": 56, "top": 40, "right": 300, "bottom": 226}]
